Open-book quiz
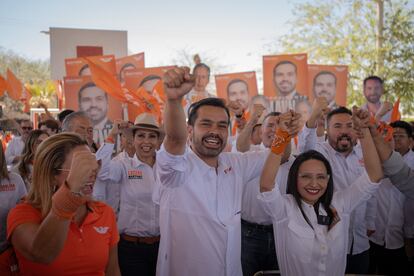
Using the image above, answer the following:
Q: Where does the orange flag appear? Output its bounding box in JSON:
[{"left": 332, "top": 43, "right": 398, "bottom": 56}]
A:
[
  {"left": 134, "top": 86, "right": 162, "bottom": 121},
  {"left": 84, "top": 57, "right": 126, "bottom": 103},
  {"left": 152, "top": 80, "right": 166, "bottom": 103},
  {"left": 0, "top": 74, "right": 7, "bottom": 97},
  {"left": 6, "top": 69, "right": 23, "bottom": 100},
  {"left": 54, "top": 80, "right": 64, "bottom": 109},
  {"left": 390, "top": 98, "right": 401, "bottom": 122}
]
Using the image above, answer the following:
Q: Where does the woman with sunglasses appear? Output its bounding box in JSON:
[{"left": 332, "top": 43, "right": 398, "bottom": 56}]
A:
[
  {"left": 7, "top": 133, "right": 120, "bottom": 276},
  {"left": 258, "top": 109, "right": 383, "bottom": 276}
]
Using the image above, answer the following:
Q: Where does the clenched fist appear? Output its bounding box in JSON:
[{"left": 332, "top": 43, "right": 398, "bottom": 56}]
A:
[{"left": 163, "top": 67, "right": 194, "bottom": 100}]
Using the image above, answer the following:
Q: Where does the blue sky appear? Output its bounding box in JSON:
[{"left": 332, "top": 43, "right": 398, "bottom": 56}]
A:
[{"left": 0, "top": 0, "right": 302, "bottom": 74}]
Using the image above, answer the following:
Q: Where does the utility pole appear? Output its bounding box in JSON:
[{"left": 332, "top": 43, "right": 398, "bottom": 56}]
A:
[{"left": 376, "top": 0, "right": 384, "bottom": 75}]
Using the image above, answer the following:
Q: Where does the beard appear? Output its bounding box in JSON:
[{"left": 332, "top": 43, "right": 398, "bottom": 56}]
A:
[
  {"left": 330, "top": 134, "right": 353, "bottom": 153},
  {"left": 366, "top": 94, "right": 381, "bottom": 104},
  {"left": 191, "top": 133, "right": 226, "bottom": 158}
]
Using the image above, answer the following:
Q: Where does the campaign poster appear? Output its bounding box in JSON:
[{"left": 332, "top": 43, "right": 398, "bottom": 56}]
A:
[
  {"left": 65, "top": 55, "right": 117, "bottom": 77},
  {"left": 116, "top": 52, "right": 145, "bottom": 84}
]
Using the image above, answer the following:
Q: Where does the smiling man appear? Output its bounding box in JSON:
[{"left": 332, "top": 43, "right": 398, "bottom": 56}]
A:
[{"left": 156, "top": 67, "right": 271, "bottom": 276}]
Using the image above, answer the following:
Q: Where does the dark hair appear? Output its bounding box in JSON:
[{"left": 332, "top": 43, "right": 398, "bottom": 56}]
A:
[
  {"left": 326, "top": 106, "right": 352, "bottom": 124},
  {"left": 38, "top": 119, "right": 59, "bottom": 133},
  {"left": 58, "top": 109, "right": 74, "bottom": 123},
  {"left": 120, "top": 63, "right": 136, "bottom": 73},
  {"left": 226, "top": 78, "right": 248, "bottom": 96},
  {"left": 390, "top": 120, "right": 413, "bottom": 138},
  {"left": 17, "top": 129, "right": 49, "bottom": 189},
  {"left": 264, "top": 111, "right": 281, "bottom": 121},
  {"left": 363, "top": 75, "right": 383, "bottom": 87},
  {"left": 313, "top": 71, "right": 337, "bottom": 87},
  {"left": 78, "top": 82, "right": 108, "bottom": 104},
  {"left": 273, "top": 60, "right": 297, "bottom": 76},
  {"left": 193, "top": 63, "right": 210, "bottom": 76},
  {"left": 139, "top": 75, "right": 161, "bottom": 87},
  {"left": 187, "top": 98, "right": 230, "bottom": 126},
  {"left": 78, "top": 64, "right": 90, "bottom": 76},
  {"left": 286, "top": 150, "right": 334, "bottom": 228}
]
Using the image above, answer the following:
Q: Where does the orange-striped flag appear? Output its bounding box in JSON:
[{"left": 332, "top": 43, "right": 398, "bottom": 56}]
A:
[
  {"left": 0, "top": 74, "right": 7, "bottom": 97},
  {"left": 6, "top": 69, "right": 23, "bottom": 100},
  {"left": 390, "top": 98, "right": 401, "bottom": 122},
  {"left": 84, "top": 57, "right": 126, "bottom": 103}
]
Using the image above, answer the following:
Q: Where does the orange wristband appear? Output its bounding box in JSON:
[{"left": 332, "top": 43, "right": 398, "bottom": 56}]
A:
[
  {"left": 51, "top": 182, "right": 86, "bottom": 220},
  {"left": 271, "top": 128, "right": 291, "bottom": 155}
]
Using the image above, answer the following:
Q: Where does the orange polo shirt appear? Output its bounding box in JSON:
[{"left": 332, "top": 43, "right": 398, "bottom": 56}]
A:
[{"left": 7, "top": 201, "right": 119, "bottom": 276}]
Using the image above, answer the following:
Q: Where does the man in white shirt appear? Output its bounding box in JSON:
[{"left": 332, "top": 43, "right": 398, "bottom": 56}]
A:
[
  {"left": 299, "top": 97, "right": 372, "bottom": 274},
  {"left": 235, "top": 110, "right": 294, "bottom": 275},
  {"left": 5, "top": 119, "right": 32, "bottom": 166},
  {"left": 156, "top": 67, "right": 269, "bottom": 276}
]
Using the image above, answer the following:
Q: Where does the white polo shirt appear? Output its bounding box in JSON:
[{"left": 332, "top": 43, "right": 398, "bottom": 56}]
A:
[
  {"left": 0, "top": 172, "right": 27, "bottom": 252},
  {"left": 299, "top": 125, "right": 371, "bottom": 255},
  {"left": 259, "top": 172, "right": 378, "bottom": 276},
  {"left": 156, "top": 144, "right": 268, "bottom": 276},
  {"left": 97, "top": 143, "right": 159, "bottom": 237}
]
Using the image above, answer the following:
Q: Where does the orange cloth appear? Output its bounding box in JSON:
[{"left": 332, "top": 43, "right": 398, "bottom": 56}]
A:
[
  {"left": 390, "top": 98, "right": 401, "bottom": 122},
  {"left": 0, "top": 74, "right": 7, "bottom": 97},
  {"left": 7, "top": 202, "right": 119, "bottom": 276},
  {"left": 84, "top": 57, "right": 126, "bottom": 103},
  {"left": 6, "top": 70, "right": 22, "bottom": 101}
]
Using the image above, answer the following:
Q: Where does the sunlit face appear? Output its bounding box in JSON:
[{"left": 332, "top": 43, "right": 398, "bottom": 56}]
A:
[
  {"left": 327, "top": 113, "right": 356, "bottom": 154},
  {"left": 274, "top": 63, "right": 297, "bottom": 96},
  {"left": 295, "top": 101, "right": 312, "bottom": 129},
  {"left": 71, "top": 117, "right": 93, "bottom": 142},
  {"left": 228, "top": 81, "right": 249, "bottom": 110},
  {"left": 313, "top": 73, "right": 336, "bottom": 104},
  {"left": 134, "top": 129, "right": 159, "bottom": 160},
  {"left": 392, "top": 127, "right": 412, "bottom": 155},
  {"left": 79, "top": 86, "right": 108, "bottom": 125},
  {"left": 297, "top": 159, "right": 329, "bottom": 205},
  {"left": 261, "top": 115, "right": 279, "bottom": 147},
  {"left": 363, "top": 79, "right": 383, "bottom": 104},
  {"left": 55, "top": 145, "right": 97, "bottom": 199},
  {"left": 188, "top": 105, "right": 229, "bottom": 158},
  {"left": 194, "top": 67, "right": 210, "bottom": 92},
  {"left": 20, "top": 121, "right": 33, "bottom": 140}
]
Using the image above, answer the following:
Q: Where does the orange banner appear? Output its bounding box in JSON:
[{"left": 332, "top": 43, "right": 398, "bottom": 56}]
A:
[
  {"left": 65, "top": 55, "right": 117, "bottom": 77},
  {"left": 307, "top": 64, "right": 348, "bottom": 107},
  {"left": 0, "top": 74, "right": 7, "bottom": 97},
  {"left": 116, "top": 52, "right": 145, "bottom": 84},
  {"left": 63, "top": 75, "right": 123, "bottom": 130},
  {"left": 123, "top": 66, "right": 175, "bottom": 93},
  {"left": 263, "top": 54, "right": 309, "bottom": 113},
  {"left": 215, "top": 71, "right": 258, "bottom": 111},
  {"left": 6, "top": 69, "right": 23, "bottom": 101}
]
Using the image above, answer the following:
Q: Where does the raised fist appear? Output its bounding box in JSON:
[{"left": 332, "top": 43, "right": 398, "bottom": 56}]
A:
[{"left": 163, "top": 67, "right": 194, "bottom": 100}]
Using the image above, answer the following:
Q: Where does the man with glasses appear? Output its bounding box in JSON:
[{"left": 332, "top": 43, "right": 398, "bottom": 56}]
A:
[{"left": 5, "top": 119, "right": 33, "bottom": 166}]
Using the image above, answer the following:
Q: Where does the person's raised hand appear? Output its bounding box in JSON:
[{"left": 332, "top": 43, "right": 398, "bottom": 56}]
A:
[
  {"left": 163, "top": 67, "right": 194, "bottom": 100},
  {"left": 66, "top": 150, "right": 99, "bottom": 196}
]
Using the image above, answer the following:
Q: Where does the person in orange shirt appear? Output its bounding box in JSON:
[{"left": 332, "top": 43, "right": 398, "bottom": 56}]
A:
[{"left": 7, "top": 133, "right": 120, "bottom": 276}]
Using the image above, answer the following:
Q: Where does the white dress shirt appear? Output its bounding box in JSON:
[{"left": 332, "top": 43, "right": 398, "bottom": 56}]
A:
[
  {"left": 155, "top": 144, "right": 268, "bottom": 276},
  {"left": 403, "top": 150, "right": 414, "bottom": 238},
  {"left": 5, "top": 136, "right": 24, "bottom": 166},
  {"left": 97, "top": 143, "right": 159, "bottom": 237},
  {"left": 0, "top": 172, "right": 27, "bottom": 252},
  {"left": 299, "top": 125, "right": 371, "bottom": 255},
  {"left": 259, "top": 172, "right": 378, "bottom": 276}
]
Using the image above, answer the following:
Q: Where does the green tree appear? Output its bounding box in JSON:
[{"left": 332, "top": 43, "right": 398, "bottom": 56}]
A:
[
  {"left": 0, "top": 47, "right": 56, "bottom": 116},
  {"left": 273, "top": 0, "right": 414, "bottom": 115}
]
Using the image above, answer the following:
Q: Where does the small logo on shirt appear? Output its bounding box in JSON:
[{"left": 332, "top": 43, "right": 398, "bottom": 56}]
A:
[
  {"left": 128, "top": 170, "right": 143, "bottom": 179},
  {"left": 93, "top": 226, "right": 109, "bottom": 234},
  {"left": 224, "top": 166, "right": 232, "bottom": 174}
]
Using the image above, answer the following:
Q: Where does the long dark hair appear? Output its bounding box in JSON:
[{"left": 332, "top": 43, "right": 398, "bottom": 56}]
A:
[{"left": 286, "top": 150, "right": 334, "bottom": 228}]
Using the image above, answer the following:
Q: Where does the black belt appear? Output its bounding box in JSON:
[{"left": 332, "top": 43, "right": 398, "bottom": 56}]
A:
[{"left": 241, "top": 219, "right": 273, "bottom": 232}]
